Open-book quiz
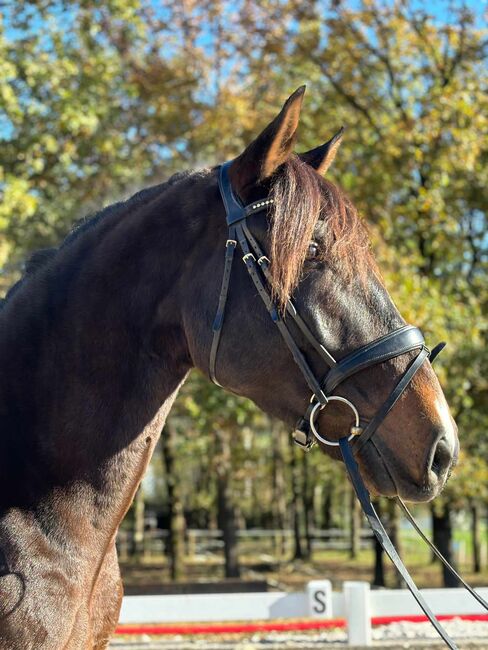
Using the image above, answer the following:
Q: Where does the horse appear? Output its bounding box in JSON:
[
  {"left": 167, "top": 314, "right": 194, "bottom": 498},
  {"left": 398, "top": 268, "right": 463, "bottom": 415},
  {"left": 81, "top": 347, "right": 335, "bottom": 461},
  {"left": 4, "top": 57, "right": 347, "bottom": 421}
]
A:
[{"left": 0, "top": 86, "right": 458, "bottom": 649}]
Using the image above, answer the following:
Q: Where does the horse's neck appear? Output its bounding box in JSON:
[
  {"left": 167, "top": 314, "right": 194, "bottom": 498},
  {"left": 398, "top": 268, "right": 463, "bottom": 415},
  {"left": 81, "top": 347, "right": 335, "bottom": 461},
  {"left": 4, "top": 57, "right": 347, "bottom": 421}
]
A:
[{"left": 0, "top": 184, "right": 196, "bottom": 553}]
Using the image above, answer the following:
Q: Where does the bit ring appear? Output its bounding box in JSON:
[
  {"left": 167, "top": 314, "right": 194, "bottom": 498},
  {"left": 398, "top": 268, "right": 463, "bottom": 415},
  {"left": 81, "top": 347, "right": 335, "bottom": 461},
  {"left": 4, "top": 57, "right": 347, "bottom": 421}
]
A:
[{"left": 309, "top": 396, "right": 361, "bottom": 447}]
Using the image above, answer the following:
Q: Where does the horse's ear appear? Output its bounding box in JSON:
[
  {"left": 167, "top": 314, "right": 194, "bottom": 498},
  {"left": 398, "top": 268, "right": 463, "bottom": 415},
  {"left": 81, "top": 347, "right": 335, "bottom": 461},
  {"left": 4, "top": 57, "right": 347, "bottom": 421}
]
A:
[
  {"left": 299, "top": 127, "right": 344, "bottom": 175},
  {"left": 230, "top": 86, "right": 305, "bottom": 192}
]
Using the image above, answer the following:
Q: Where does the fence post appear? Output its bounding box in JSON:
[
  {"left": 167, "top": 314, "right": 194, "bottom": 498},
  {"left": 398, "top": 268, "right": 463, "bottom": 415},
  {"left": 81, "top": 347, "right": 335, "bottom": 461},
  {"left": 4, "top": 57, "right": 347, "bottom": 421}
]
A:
[{"left": 344, "top": 580, "right": 372, "bottom": 646}]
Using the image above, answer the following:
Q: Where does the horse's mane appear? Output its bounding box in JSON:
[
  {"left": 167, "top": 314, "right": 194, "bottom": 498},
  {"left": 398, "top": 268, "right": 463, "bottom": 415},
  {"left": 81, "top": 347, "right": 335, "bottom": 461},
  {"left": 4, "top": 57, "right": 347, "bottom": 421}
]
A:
[
  {"left": 268, "top": 154, "right": 376, "bottom": 306},
  {"left": 3, "top": 159, "right": 375, "bottom": 310},
  {"left": 1, "top": 170, "right": 192, "bottom": 305}
]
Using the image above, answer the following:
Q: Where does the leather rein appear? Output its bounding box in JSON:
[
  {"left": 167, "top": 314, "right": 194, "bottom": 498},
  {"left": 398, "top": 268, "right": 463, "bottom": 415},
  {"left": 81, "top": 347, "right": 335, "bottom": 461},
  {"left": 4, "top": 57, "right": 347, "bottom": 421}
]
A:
[{"left": 210, "top": 160, "right": 487, "bottom": 648}]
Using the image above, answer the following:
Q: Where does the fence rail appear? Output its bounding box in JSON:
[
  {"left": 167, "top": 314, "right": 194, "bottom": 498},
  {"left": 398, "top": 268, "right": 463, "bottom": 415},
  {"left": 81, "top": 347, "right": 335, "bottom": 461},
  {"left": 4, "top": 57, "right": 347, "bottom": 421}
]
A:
[{"left": 117, "top": 581, "right": 488, "bottom": 646}]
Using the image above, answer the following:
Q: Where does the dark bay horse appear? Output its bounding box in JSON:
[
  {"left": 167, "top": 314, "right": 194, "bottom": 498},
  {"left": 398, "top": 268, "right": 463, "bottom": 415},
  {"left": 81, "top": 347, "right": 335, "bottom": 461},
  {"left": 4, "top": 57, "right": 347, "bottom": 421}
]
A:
[{"left": 0, "top": 87, "right": 457, "bottom": 649}]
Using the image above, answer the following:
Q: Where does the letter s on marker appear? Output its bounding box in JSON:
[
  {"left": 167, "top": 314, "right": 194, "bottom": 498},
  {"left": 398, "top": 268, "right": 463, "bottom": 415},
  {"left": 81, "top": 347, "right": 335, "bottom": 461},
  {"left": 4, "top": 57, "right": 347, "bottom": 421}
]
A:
[{"left": 313, "top": 589, "right": 327, "bottom": 614}]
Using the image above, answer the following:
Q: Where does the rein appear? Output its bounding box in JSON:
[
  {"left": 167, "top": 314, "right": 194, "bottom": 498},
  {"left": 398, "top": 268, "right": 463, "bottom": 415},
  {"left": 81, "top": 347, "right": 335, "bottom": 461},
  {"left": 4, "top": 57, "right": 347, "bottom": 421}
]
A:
[{"left": 210, "top": 161, "right": 488, "bottom": 649}]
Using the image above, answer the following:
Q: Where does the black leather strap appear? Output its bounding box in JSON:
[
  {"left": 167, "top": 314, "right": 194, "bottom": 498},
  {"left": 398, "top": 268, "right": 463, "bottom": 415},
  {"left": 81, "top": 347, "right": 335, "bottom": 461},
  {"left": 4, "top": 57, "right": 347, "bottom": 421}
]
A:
[
  {"left": 324, "top": 325, "right": 425, "bottom": 394},
  {"left": 209, "top": 228, "right": 237, "bottom": 386},
  {"left": 430, "top": 341, "right": 446, "bottom": 363},
  {"left": 234, "top": 223, "right": 328, "bottom": 405},
  {"left": 245, "top": 198, "right": 274, "bottom": 217},
  {"left": 219, "top": 162, "right": 273, "bottom": 224},
  {"left": 210, "top": 166, "right": 275, "bottom": 386},
  {"left": 340, "top": 437, "right": 458, "bottom": 650},
  {"left": 241, "top": 222, "right": 336, "bottom": 368},
  {"left": 353, "top": 346, "right": 430, "bottom": 454}
]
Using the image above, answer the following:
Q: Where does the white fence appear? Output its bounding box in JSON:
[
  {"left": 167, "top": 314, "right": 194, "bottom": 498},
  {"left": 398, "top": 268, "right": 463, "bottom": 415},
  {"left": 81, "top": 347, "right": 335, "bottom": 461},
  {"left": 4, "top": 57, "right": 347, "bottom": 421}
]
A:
[{"left": 119, "top": 581, "right": 488, "bottom": 646}]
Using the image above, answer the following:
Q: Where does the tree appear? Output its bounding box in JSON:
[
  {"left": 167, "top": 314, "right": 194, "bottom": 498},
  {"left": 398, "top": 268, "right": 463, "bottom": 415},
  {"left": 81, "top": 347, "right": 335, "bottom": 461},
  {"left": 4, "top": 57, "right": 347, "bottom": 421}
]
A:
[
  {"left": 161, "top": 423, "right": 186, "bottom": 581},
  {"left": 271, "top": 421, "right": 289, "bottom": 558},
  {"left": 215, "top": 426, "right": 241, "bottom": 578},
  {"left": 290, "top": 437, "right": 304, "bottom": 560}
]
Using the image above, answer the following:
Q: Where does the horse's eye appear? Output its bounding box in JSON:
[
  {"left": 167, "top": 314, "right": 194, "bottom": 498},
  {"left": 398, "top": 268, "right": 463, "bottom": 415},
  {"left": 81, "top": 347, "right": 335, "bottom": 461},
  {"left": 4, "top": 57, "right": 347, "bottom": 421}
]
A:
[{"left": 307, "top": 242, "right": 319, "bottom": 259}]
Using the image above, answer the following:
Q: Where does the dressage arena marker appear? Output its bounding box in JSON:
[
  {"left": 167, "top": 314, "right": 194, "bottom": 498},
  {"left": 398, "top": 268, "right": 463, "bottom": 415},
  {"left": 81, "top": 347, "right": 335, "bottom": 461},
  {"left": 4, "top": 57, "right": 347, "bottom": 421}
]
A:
[{"left": 116, "top": 581, "right": 488, "bottom": 645}]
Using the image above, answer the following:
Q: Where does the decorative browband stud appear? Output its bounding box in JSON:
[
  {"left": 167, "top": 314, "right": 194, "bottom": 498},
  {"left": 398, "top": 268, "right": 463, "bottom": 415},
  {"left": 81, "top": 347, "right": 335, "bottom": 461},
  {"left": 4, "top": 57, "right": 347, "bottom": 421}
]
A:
[
  {"left": 252, "top": 199, "right": 274, "bottom": 209},
  {"left": 245, "top": 198, "right": 274, "bottom": 216}
]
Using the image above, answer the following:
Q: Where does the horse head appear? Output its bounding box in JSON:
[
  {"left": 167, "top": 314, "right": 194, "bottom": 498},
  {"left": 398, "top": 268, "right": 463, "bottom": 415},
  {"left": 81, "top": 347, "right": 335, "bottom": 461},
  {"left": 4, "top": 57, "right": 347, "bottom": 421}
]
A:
[{"left": 183, "top": 87, "right": 458, "bottom": 502}]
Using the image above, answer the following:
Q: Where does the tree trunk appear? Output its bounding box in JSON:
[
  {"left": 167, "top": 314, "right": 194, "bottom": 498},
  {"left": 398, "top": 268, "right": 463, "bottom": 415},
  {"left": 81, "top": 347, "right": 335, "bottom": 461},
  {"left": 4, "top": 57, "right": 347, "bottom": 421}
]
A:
[
  {"left": 432, "top": 504, "right": 460, "bottom": 587},
  {"left": 323, "top": 484, "right": 333, "bottom": 530},
  {"left": 290, "top": 438, "right": 303, "bottom": 560},
  {"left": 215, "top": 428, "right": 241, "bottom": 578},
  {"left": 471, "top": 502, "right": 481, "bottom": 573},
  {"left": 302, "top": 451, "right": 314, "bottom": 559},
  {"left": 161, "top": 423, "right": 186, "bottom": 581},
  {"left": 372, "top": 499, "right": 386, "bottom": 586},
  {"left": 272, "top": 423, "right": 288, "bottom": 558},
  {"left": 131, "top": 485, "right": 145, "bottom": 558},
  {"left": 349, "top": 486, "right": 360, "bottom": 559}
]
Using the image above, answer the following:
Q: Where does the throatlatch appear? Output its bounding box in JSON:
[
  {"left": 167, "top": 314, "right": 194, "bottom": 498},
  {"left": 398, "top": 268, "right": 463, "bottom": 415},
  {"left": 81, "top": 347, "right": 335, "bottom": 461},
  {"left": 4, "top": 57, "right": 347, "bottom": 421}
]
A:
[{"left": 211, "top": 160, "right": 488, "bottom": 649}]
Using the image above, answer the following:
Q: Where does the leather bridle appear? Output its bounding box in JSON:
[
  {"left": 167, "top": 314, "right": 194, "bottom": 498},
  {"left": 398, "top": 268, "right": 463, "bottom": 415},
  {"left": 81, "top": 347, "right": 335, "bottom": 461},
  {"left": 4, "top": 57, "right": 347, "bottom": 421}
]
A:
[
  {"left": 211, "top": 161, "right": 436, "bottom": 448},
  {"left": 209, "top": 160, "right": 487, "bottom": 648}
]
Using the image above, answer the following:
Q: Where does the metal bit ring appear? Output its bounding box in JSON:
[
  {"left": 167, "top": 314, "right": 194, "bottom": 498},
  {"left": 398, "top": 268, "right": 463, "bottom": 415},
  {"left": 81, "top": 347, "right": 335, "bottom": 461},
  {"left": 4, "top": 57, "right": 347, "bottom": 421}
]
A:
[{"left": 309, "top": 397, "right": 362, "bottom": 447}]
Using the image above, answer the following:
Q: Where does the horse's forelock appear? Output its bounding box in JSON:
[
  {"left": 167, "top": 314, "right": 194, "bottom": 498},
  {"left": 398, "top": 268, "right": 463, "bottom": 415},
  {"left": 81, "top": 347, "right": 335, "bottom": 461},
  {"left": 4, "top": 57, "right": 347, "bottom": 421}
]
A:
[{"left": 268, "top": 155, "right": 377, "bottom": 307}]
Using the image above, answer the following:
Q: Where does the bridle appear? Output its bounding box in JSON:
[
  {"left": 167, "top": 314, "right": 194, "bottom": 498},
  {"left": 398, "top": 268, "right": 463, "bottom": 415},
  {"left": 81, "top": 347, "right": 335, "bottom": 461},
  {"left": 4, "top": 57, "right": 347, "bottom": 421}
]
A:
[
  {"left": 209, "top": 160, "right": 487, "bottom": 648},
  {"left": 211, "top": 161, "right": 437, "bottom": 448}
]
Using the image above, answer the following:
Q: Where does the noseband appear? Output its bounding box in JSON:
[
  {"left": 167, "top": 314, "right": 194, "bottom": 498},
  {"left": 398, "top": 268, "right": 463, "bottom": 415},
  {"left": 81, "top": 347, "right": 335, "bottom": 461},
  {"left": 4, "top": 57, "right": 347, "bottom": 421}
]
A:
[{"left": 209, "top": 160, "right": 487, "bottom": 649}]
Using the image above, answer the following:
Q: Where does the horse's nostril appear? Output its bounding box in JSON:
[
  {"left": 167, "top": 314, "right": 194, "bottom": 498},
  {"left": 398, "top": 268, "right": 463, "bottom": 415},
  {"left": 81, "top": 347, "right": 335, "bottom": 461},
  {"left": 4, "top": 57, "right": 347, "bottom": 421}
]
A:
[{"left": 431, "top": 436, "right": 452, "bottom": 478}]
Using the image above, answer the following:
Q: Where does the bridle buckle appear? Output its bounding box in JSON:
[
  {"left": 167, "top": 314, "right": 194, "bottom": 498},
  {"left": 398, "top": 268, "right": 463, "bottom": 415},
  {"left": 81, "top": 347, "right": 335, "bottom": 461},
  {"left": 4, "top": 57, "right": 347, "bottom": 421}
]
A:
[{"left": 292, "top": 428, "right": 315, "bottom": 451}]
